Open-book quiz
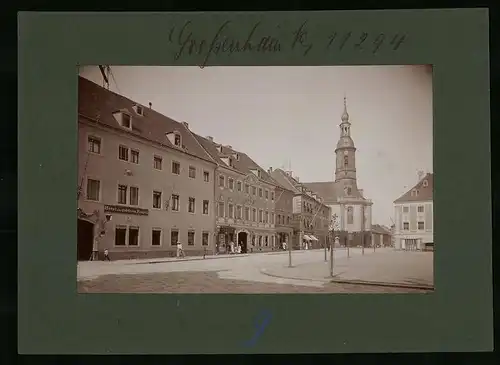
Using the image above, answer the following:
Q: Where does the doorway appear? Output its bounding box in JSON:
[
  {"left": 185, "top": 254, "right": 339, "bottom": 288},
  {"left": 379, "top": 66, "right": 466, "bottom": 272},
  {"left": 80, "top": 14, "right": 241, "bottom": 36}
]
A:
[
  {"left": 77, "top": 219, "right": 94, "bottom": 261},
  {"left": 237, "top": 232, "right": 248, "bottom": 253}
]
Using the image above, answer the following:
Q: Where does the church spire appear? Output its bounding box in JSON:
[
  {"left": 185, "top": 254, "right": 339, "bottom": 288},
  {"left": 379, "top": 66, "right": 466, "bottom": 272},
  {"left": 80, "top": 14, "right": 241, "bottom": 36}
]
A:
[{"left": 341, "top": 95, "right": 350, "bottom": 123}]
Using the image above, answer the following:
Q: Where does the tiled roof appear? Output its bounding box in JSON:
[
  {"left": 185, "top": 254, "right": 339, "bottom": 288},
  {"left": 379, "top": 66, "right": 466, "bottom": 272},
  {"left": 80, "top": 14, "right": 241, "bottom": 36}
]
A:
[
  {"left": 271, "top": 169, "right": 331, "bottom": 205},
  {"left": 78, "top": 76, "right": 215, "bottom": 164},
  {"left": 301, "top": 181, "right": 340, "bottom": 205},
  {"left": 371, "top": 224, "right": 392, "bottom": 235},
  {"left": 193, "top": 134, "right": 276, "bottom": 185},
  {"left": 394, "top": 173, "right": 434, "bottom": 203}
]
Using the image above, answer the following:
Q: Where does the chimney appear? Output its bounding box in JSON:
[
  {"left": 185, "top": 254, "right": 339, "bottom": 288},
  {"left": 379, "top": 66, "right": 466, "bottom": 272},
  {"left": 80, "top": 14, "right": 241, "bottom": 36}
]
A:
[
  {"left": 417, "top": 170, "right": 425, "bottom": 182},
  {"left": 295, "top": 176, "right": 300, "bottom": 182},
  {"left": 148, "top": 102, "right": 152, "bottom": 109},
  {"left": 226, "top": 145, "right": 233, "bottom": 150},
  {"left": 182, "top": 121, "right": 189, "bottom": 129},
  {"left": 206, "top": 136, "right": 214, "bottom": 142},
  {"left": 268, "top": 167, "right": 273, "bottom": 174}
]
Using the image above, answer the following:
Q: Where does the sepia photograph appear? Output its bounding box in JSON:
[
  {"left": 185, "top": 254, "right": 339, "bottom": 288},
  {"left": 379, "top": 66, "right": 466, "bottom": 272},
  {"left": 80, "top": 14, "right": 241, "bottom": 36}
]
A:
[{"left": 76, "top": 65, "right": 434, "bottom": 294}]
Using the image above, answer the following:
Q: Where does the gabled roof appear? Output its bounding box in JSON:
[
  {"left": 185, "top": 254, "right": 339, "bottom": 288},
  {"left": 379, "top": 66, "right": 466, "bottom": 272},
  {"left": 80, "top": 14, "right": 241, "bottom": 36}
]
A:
[
  {"left": 394, "top": 173, "right": 434, "bottom": 203},
  {"left": 193, "top": 134, "right": 276, "bottom": 186},
  {"left": 270, "top": 169, "right": 329, "bottom": 205},
  {"left": 78, "top": 76, "right": 215, "bottom": 164}
]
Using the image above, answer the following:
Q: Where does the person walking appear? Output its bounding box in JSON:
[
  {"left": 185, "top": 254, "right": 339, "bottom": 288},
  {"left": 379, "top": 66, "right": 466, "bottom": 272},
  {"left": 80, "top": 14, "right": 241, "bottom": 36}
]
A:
[
  {"left": 177, "top": 241, "right": 185, "bottom": 258},
  {"left": 104, "top": 249, "right": 111, "bottom": 261}
]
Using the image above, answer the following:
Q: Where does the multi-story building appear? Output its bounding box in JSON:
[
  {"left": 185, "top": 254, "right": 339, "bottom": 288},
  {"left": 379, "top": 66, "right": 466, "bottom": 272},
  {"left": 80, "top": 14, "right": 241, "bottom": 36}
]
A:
[
  {"left": 303, "top": 97, "right": 373, "bottom": 248},
  {"left": 371, "top": 224, "right": 392, "bottom": 248},
  {"left": 77, "top": 76, "right": 218, "bottom": 260},
  {"left": 193, "top": 135, "right": 277, "bottom": 253},
  {"left": 270, "top": 169, "right": 331, "bottom": 250},
  {"left": 393, "top": 172, "right": 434, "bottom": 250},
  {"left": 269, "top": 170, "right": 295, "bottom": 249}
]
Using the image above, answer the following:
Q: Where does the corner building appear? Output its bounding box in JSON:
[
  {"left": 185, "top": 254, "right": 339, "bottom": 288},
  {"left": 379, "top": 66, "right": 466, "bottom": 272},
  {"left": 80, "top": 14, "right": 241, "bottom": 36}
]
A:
[{"left": 77, "top": 77, "right": 217, "bottom": 260}]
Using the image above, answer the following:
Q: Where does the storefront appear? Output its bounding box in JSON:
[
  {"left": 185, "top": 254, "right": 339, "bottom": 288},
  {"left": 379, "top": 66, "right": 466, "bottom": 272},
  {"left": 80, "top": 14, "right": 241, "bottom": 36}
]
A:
[{"left": 216, "top": 225, "right": 236, "bottom": 254}]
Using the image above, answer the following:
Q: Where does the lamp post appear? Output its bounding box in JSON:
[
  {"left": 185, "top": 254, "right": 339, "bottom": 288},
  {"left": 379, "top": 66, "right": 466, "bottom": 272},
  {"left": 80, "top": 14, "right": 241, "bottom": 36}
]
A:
[
  {"left": 361, "top": 204, "right": 365, "bottom": 255},
  {"left": 288, "top": 232, "right": 293, "bottom": 268}
]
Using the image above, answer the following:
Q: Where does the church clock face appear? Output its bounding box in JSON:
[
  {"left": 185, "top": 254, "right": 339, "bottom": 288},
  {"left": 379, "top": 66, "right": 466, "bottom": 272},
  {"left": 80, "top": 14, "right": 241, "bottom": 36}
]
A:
[{"left": 343, "top": 150, "right": 349, "bottom": 155}]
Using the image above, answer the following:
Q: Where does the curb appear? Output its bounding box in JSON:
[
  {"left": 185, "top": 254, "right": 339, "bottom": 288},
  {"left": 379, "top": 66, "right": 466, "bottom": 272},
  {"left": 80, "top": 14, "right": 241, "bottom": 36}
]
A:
[
  {"left": 330, "top": 278, "right": 434, "bottom": 291},
  {"left": 259, "top": 269, "right": 331, "bottom": 283},
  {"left": 131, "top": 254, "right": 251, "bottom": 265}
]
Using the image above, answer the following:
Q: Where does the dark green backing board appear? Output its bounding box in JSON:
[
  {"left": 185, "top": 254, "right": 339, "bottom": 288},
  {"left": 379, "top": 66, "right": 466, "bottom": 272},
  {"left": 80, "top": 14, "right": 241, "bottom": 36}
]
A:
[{"left": 18, "top": 10, "right": 491, "bottom": 354}]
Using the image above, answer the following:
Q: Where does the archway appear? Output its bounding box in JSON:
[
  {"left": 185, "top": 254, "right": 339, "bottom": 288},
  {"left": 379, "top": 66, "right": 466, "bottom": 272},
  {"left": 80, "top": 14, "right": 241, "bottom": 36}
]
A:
[
  {"left": 77, "top": 219, "right": 94, "bottom": 261},
  {"left": 237, "top": 231, "right": 248, "bottom": 253}
]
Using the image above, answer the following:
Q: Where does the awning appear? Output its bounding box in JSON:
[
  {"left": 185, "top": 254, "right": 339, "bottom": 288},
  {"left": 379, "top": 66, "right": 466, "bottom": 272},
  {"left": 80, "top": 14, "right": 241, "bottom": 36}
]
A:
[
  {"left": 303, "top": 235, "right": 312, "bottom": 241},
  {"left": 309, "top": 235, "right": 319, "bottom": 241}
]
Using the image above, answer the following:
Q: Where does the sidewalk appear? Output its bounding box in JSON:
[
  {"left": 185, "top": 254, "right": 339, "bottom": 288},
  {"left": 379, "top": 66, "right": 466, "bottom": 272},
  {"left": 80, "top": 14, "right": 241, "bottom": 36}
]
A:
[{"left": 260, "top": 250, "right": 434, "bottom": 289}]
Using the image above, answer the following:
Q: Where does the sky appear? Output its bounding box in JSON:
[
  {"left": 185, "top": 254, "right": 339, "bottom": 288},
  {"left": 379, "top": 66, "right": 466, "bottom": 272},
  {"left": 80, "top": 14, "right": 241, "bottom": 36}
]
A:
[{"left": 79, "top": 65, "right": 433, "bottom": 227}]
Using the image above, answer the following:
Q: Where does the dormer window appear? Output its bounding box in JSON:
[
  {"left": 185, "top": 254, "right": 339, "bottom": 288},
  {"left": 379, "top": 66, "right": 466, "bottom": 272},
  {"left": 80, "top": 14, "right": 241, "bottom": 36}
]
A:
[
  {"left": 411, "top": 189, "right": 419, "bottom": 197},
  {"left": 174, "top": 133, "right": 181, "bottom": 147},
  {"left": 422, "top": 180, "right": 428, "bottom": 187},
  {"left": 216, "top": 145, "right": 222, "bottom": 153},
  {"left": 134, "top": 105, "right": 144, "bottom": 116},
  {"left": 233, "top": 153, "right": 240, "bottom": 161},
  {"left": 121, "top": 113, "right": 132, "bottom": 129}
]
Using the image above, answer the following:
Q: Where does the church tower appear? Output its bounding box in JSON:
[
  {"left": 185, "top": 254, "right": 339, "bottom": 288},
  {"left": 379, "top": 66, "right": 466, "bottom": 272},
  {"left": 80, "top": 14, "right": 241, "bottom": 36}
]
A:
[{"left": 335, "top": 97, "right": 359, "bottom": 196}]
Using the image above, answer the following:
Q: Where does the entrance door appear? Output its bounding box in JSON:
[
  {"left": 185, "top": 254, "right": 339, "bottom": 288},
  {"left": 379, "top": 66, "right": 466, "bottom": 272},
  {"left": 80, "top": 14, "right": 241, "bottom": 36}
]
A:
[
  {"left": 77, "top": 219, "right": 94, "bottom": 261},
  {"left": 237, "top": 232, "right": 248, "bottom": 253}
]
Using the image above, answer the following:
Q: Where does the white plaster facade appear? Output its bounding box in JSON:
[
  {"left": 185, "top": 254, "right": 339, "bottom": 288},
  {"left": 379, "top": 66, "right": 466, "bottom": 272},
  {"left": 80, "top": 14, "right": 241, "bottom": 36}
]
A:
[{"left": 393, "top": 201, "right": 433, "bottom": 250}]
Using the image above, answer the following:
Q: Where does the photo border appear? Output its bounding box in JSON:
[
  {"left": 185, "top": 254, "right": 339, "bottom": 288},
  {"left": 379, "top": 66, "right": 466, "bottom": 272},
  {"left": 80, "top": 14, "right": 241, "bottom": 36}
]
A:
[{"left": 18, "top": 10, "right": 492, "bottom": 354}]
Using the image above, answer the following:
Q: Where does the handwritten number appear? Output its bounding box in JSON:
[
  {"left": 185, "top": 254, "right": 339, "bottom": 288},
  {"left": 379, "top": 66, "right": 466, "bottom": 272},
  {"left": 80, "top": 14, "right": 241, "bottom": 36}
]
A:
[
  {"left": 339, "top": 32, "right": 352, "bottom": 50},
  {"left": 390, "top": 33, "right": 406, "bottom": 50},
  {"left": 243, "top": 310, "right": 272, "bottom": 348},
  {"left": 373, "top": 33, "right": 385, "bottom": 54},
  {"left": 327, "top": 32, "right": 337, "bottom": 49},
  {"left": 354, "top": 32, "right": 368, "bottom": 50}
]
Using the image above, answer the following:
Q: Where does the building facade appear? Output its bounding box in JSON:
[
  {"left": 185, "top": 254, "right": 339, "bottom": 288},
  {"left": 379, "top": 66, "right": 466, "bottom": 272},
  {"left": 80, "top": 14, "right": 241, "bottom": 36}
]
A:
[
  {"left": 393, "top": 173, "right": 434, "bottom": 250},
  {"left": 303, "top": 97, "right": 373, "bottom": 248},
  {"left": 271, "top": 175, "right": 295, "bottom": 249},
  {"left": 371, "top": 224, "right": 392, "bottom": 248},
  {"left": 270, "top": 169, "right": 331, "bottom": 250},
  {"left": 77, "top": 76, "right": 217, "bottom": 260},
  {"left": 193, "top": 135, "right": 278, "bottom": 253}
]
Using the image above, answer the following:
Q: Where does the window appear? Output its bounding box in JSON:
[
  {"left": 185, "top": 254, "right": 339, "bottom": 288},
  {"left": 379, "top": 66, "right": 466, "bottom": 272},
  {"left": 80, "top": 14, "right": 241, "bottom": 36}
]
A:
[
  {"left": 218, "top": 202, "right": 225, "bottom": 217},
  {"left": 252, "top": 208, "right": 257, "bottom": 222},
  {"left": 154, "top": 156, "right": 162, "bottom": 170},
  {"left": 189, "top": 166, "right": 196, "bottom": 179},
  {"left": 403, "top": 206, "right": 409, "bottom": 213},
  {"left": 259, "top": 188, "right": 263, "bottom": 198},
  {"left": 152, "top": 229, "right": 162, "bottom": 246},
  {"left": 172, "top": 161, "right": 180, "bottom": 175},
  {"left": 130, "top": 186, "right": 139, "bottom": 206},
  {"left": 418, "top": 221, "right": 425, "bottom": 230},
  {"left": 171, "top": 194, "right": 180, "bottom": 211},
  {"left": 236, "top": 205, "right": 242, "bottom": 219},
  {"left": 271, "top": 192, "right": 275, "bottom": 200},
  {"left": 88, "top": 136, "right": 101, "bottom": 154},
  {"left": 411, "top": 189, "right": 419, "bottom": 197},
  {"left": 287, "top": 216, "right": 290, "bottom": 224},
  {"left": 265, "top": 236, "right": 269, "bottom": 246},
  {"left": 153, "top": 191, "right": 162, "bottom": 209},
  {"left": 347, "top": 206, "right": 353, "bottom": 224},
  {"left": 237, "top": 181, "right": 242, "bottom": 191},
  {"left": 203, "top": 200, "right": 209, "bottom": 215},
  {"left": 245, "top": 184, "right": 250, "bottom": 194},
  {"left": 252, "top": 186, "right": 257, "bottom": 195},
  {"left": 174, "top": 133, "right": 181, "bottom": 146},
  {"left": 265, "top": 190, "right": 269, "bottom": 199},
  {"left": 170, "top": 230, "right": 179, "bottom": 246},
  {"left": 188, "top": 231, "right": 195, "bottom": 246},
  {"left": 277, "top": 215, "right": 281, "bottom": 224},
  {"left": 119, "top": 145, "right": 129, "bottom": 161},
  {"left": 271, "top": 213, "right": 275, "bottom": 224},
  {"left": 128, "top": 227, "right": 139, "bottom": 246},
  {"left": 403, "top": 222, "right": 409, "bottom": 230},
  {"left": 136, "top": 105, "right": 143, "bottom": 115},
  {"left": 202, "top": 232, "right": 209, "bottom": 246},
  {"left": 347, "top": 187, "right": 352, "bottom": 195},
  {"left": 265, "top": 211, "right": 269, "bottom": 223},
  {"left": 259, "top": 210, "right": 263, "bottom": 223},
  {"left": 118, "top": 185, "right": 128, "bottom": 204},
  {"left": 219, "top": 175, "right": 225, "bottom": 187},
  {"left": 122, "top": 113, "right": 131, "bottom": 128},
  {"left": 131, "top": 149, "right": 139, "bottom": 164},
  {"left": 228, "top": 204, "right": 234, "bottom": 218},
  {"left": 115, "top": 227, "right": 127, "bottom": 246},
  {"left": 245, "top": 207, "right": 250, "bottom": 220},
  {"left": 228, "top": 178, "right": 234, "bottom": 190},
  {"left": 188, "top": 197, "right": 195, "bottom": 213},
  {"left": 344, "top": 156, "right": 349, "bottom": 167},
  {"left": 423, "top": 180, "right": 428, "bottom": 187},
  {"left": 86, "top": 179, "right": 100, "bottom": 201},
  {"left": 203, "top": 171, "right": 210, "bottom": 182},
  {"left": 417, "top": 205, "right": 424, "bottom": 213}
]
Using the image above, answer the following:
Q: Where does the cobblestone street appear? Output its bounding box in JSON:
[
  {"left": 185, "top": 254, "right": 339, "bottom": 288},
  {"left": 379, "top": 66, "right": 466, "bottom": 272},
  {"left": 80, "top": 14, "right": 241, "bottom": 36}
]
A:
[{"left": 78, "top": 271, "right": 429, "bottom": 293}]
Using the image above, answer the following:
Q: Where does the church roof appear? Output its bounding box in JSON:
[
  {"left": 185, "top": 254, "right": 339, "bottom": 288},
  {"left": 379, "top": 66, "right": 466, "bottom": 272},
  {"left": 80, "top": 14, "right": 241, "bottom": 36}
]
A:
[
  {"left": 394, "top": 173, "right": 434, "bottom": 203},
  {"left": 371, "top": 224, "right": 392, "bottom": 235},
  {"left": 301, "top": 181, "right": 339, "bottom": 205}
]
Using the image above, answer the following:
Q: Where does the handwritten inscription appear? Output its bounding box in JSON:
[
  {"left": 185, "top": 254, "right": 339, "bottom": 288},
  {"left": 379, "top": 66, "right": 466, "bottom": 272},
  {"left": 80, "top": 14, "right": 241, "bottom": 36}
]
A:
[
  {"left": 243, "top": 309, "right": 272, "bottom": 348},
  {"left": 168, "top": 20, "right": 408, "bottom": 66}
]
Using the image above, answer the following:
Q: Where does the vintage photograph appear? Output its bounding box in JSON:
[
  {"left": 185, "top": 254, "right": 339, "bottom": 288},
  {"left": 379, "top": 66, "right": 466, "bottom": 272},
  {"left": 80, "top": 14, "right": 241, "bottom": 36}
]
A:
[{"left": 77, "top": 65, "right": 433, "bottom": 293}]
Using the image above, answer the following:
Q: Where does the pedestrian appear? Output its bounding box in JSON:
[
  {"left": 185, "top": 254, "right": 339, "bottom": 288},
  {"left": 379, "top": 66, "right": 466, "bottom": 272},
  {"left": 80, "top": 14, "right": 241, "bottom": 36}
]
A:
[
  {"left": 177, "top": 241, "right": 185, "bottom": 258},
  {"left": 104, "top": 249, "right": 111, "bottom": 261},
  {"left": 230, "top": 240, "right": 235, "bottom": 254}
]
